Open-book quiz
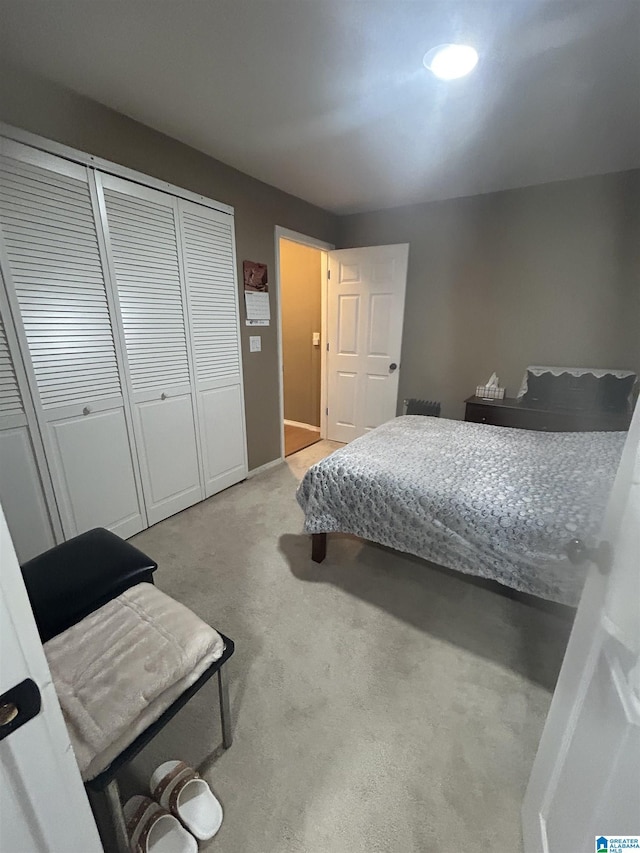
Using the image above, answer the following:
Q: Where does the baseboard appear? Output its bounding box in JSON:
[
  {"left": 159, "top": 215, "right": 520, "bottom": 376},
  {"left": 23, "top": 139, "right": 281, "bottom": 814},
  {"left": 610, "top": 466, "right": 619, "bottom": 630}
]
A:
[
  {"left": 246, "top": 458, "right": 284, "bottom": 478},
  {"left": 283, "top": 419, "right": 320, "bottom": 431}
]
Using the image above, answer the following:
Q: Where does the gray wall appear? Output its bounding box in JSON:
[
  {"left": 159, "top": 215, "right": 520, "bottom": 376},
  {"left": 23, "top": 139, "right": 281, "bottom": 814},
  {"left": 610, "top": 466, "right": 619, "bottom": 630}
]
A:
[
  {"left": 0, "top": 62, "right": 338, "bottom": 470},
  {"left": 339, "top": 171, "right": 640, "bottom": 419}
]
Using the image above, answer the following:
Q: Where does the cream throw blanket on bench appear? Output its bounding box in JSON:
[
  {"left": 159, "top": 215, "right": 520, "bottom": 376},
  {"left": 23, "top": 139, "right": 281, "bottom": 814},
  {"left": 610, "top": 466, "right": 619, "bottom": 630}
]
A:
[{"left": 44, "top": 583, "right": 225, "bottom": 781}]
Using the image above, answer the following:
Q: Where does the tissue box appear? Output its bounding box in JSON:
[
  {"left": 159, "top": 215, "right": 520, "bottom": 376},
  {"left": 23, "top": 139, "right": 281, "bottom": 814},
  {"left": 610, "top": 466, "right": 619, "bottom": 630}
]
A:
[{"left": 476, "top": 385, "right": 505, "bottom": 400}]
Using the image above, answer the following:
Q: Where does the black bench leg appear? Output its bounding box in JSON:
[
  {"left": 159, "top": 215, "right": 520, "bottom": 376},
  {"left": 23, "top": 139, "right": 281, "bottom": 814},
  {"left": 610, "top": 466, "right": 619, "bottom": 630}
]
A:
[
  {"left": 218, "top": 664, "right": 232, "bottom": 749},
  {"left": 312, "top": 533, "right": 327, "bottom": 563},
  {"left": 87, "top": 778, "right": 128, "bottom": 853}
]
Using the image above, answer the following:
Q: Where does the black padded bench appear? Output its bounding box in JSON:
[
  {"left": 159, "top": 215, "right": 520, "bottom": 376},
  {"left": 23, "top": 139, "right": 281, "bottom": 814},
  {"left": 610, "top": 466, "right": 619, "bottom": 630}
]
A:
[{"left": 21, "top": 528, "right": 234, "bottom": 853}]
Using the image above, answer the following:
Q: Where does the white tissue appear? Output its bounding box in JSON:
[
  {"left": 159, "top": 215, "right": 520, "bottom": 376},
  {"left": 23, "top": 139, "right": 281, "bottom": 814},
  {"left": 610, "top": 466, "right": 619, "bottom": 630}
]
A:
[{"left": 485, "top": 372, "right": 500, "bottom": 388}]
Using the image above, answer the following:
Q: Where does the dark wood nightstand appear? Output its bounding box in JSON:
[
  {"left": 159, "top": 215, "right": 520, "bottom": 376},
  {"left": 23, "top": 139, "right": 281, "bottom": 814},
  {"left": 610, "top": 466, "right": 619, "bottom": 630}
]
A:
[{"left": 464, "top": 395, "right": 631, "bottom": 432}]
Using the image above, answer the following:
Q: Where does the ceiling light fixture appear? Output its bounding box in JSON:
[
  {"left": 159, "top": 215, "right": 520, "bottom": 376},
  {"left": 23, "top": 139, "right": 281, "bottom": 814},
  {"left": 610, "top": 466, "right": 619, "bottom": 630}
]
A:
[{"left": 423, "top": 44, "right": 478, "bottom": 80}]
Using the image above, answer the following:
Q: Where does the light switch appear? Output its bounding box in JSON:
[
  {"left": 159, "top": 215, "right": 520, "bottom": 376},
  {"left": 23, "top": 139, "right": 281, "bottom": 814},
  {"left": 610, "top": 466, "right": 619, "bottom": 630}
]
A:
[
  {"left": 312, "top": 331, "right": 320, "bottom": 347},
  {"left": 249, "top": 335, "right": 262, "bottom": 353}
]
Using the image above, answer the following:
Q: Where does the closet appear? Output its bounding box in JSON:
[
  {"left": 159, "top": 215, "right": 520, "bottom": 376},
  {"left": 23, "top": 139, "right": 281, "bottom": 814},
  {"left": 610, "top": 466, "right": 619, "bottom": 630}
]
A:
[
  {"left": 0, "top": 135, "right": 247, "bottom": 560},
  {"left": 99, "top": 174, "right": 203, "bottom": 526},
  {"left": 0, "top": 295, "right": 58, "bottom": 562}
]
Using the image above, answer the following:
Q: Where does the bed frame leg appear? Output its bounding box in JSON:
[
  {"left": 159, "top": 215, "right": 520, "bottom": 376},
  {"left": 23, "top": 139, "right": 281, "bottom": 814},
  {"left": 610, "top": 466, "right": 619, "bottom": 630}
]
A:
[{"left": 312, "top": 533, "right": 327, "bottom": 563}]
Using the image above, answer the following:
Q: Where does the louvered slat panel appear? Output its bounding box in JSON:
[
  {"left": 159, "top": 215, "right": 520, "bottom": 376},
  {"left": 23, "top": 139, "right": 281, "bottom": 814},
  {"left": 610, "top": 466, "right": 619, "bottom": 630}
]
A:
[
  {"left": 181, "top": 208, "right": 239, "bottom": 383},
  {"left": 0, "top": 317, "right": 24, "bottom": 418},
  {"left": 0, "top": 154, "right": 122, "bottom": 409},
  {"left": 103, "top": 188, "right": 190, "bottom": 394}
]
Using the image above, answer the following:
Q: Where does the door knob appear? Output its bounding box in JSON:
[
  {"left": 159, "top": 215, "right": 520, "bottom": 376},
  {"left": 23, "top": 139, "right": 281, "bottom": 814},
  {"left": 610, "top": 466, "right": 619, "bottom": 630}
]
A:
[
  {"left": 389, "top": 363, "right": 398, "bottom": 371},
  {"left": 0, "top": 703, "right": 18, "bottom": 726},
  {"left": 0, "top": 679, "right": 41, "bottom": 743},
  {"left": 566, "top": 538, "right": 612, "bottom": 575}
]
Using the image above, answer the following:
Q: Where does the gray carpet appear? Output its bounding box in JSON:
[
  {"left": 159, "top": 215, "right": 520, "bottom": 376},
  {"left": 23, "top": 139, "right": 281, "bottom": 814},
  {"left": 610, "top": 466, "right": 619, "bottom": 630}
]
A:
[{"left": 116, "top": 440, "right": 572, "bottom": 853}]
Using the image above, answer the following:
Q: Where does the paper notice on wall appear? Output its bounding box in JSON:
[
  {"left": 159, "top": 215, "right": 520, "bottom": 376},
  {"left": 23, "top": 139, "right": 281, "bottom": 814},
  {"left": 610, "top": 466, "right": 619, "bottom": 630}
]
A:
[
  {"left": 244, "top": 291, "right": 270, "bottom": 324},
  {"left": 243, "top": 260, "right": 270, "bottom": 325}
]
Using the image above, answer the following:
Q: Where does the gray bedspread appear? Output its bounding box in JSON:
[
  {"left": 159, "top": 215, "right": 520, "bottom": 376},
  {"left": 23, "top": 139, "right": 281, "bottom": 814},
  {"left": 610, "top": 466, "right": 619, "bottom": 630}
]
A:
[{"left": 296, "top": 416, "right": 625, "bottom": 605}]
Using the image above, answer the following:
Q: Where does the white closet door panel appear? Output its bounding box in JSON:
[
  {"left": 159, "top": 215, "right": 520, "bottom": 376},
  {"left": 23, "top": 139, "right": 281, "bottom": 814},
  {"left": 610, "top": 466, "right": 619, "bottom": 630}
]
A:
[
  {"left": 48, "top": 407, "right": 143, "bottom": 539},
  {"left": 0, "top": 153, "right": 122, "bottom": 410},
  {"left": 103, "top": 185, "right": 190, "bottom": 395},
  {"left": 0, "top": 212, "right": 100, "bottom": 239},
  {"left": 135, "top": 394, "right": 202, "bottom": 525},
  {"left": 0, "top": 188, "right": 95, "bottom": 222},
  {"left": 0, "top": 139, "right": 87, "bottom": 178},
  {"left": 0, "top": 316, "right": 23, "bottom": 420},
  {"left": 199, "top": 383, "right": 246, "bottom": 496},
  {"left": 133, "top": 383, "right": 191, "bottom": 405},
  {"left": 0, "top": 427, "right": 55, "bottom": 562},
  {"left": 36, "top": 396, "right": 124, "bottom": 423},
  {"left": 179, "top": 204, "right": 241, "bottom": 385},
  {"left": 0, "top": 292, "right": 61, "bottom": 551},
  {"left": 98, "top": 174, "right": 203, "bottom": 525}
]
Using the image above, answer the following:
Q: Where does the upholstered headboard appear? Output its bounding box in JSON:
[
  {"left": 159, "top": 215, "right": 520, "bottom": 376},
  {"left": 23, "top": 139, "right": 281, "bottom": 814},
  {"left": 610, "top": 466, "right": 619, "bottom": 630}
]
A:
[{"left": 517, "top": 367, "right": 637, "bottom": 413}]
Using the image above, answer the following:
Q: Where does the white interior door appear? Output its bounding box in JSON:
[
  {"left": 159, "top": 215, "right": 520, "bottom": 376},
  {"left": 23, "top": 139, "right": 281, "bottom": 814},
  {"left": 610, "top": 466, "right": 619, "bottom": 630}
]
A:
[
  {"left": 523, "top": 400, "right": 640, "bottom": 852},
  {"left": 0, "top": 306, "right": 57, "bottom": 562},
  {"left": 0, "top": 139, "right": 145, "bottom": 540},
  {"left": 327, "top": 244, "right": 408, "bottom": 442},
  {"left": 0, "top": 505, "right": 102, "bottom": 853},
  {"left": 178, "top": 200, "right": 248, "bottom": 496},
  {"left": 98, "top": 174, "right": 203, "bottom": 526}
]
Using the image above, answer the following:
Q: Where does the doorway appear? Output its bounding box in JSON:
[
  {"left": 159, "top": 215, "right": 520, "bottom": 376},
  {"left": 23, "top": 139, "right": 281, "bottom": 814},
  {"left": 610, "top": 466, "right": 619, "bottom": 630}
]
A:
[
  {"left": 278, "top": 235, "right": 325, "bottom": 456},
  {"left": 276, "top": 230, "right": 409, "bottom": 458}
]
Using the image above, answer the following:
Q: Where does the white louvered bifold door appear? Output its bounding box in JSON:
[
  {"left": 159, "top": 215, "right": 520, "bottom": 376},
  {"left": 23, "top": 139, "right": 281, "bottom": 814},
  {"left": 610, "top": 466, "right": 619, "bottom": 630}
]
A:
[
  {"left": 178, "top": 200, "right": 247, "bottom": 496},
  {"left": 0, "top": 139, "right": 145, "bottom": 539},
  {"left": 98, "top": 174, "right": 203, "bottom": 525},
  {"left": 0, "top": 289, "right": 57, "bottom": 561}
]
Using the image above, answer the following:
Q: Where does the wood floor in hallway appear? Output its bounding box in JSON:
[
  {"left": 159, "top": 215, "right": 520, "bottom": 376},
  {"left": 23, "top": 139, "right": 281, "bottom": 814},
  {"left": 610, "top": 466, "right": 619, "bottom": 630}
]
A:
[{"left": 284, "top": 423, "right": 320, "bottom": 456}]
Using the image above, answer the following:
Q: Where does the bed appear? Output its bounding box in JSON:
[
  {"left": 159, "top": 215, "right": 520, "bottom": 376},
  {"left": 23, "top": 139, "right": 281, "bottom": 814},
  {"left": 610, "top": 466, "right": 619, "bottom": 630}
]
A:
[{"left": 296, "top": 416, "right": 625, "bottom": 605}]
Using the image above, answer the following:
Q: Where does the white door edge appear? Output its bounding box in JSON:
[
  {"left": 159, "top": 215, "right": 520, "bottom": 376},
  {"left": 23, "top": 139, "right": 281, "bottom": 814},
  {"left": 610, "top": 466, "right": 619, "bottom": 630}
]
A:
[
  {"left": 522, "top": 397, "right": 640, "bottom": 851},
  {"left": 0, "top": 508, "right": 103, "bottom": 852}
]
